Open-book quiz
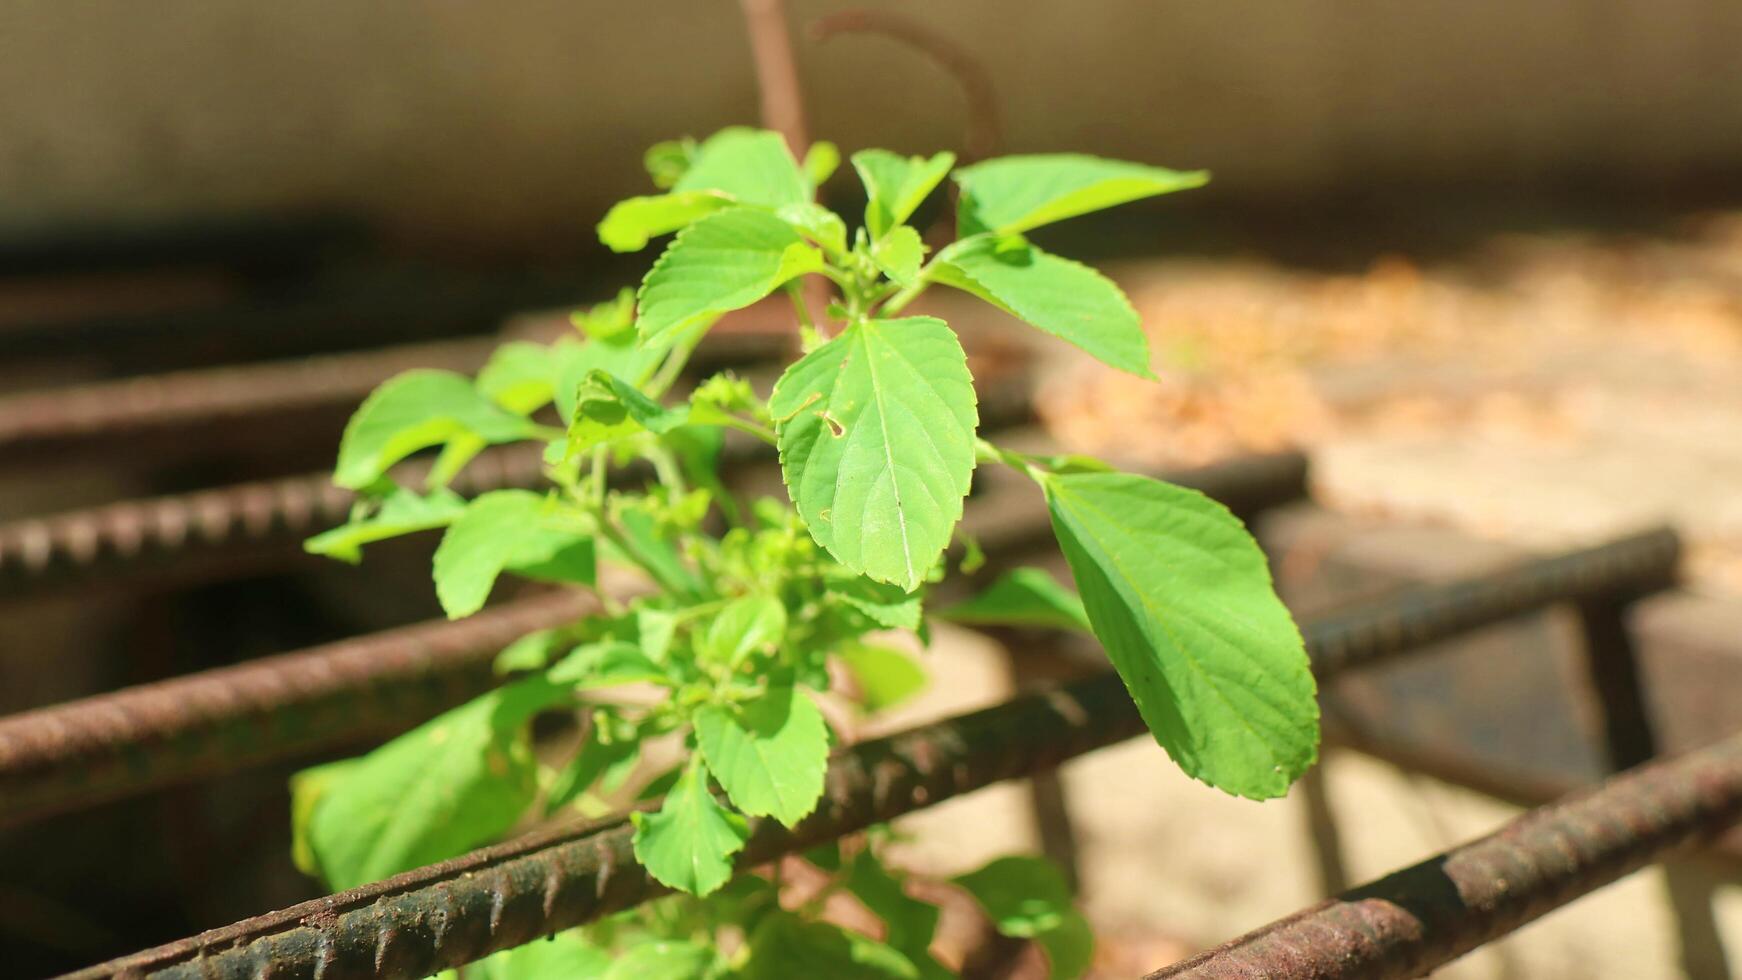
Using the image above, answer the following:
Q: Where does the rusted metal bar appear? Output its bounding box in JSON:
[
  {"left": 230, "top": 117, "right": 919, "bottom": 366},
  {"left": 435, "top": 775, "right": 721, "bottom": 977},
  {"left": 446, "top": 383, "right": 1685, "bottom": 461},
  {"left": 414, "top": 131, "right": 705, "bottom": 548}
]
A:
[
  {"left": 0, "top": 592, "right": 593, "bottom": 829},
  {"left": 56, "top": 528, "right": 1686, "bottom": 980},
  {"left": 0, "top": 337, "right": 492, "bottom": 461},
  {"left": 1147, "top": 729, "right": 1742, "bottom": 979},
  {"left": 64, "top": 667, "right": 1152, "bottom": 980},
  {"left": 0, "top": 305, "right": 796, "bottom": 462},
  {"left": 0, "top": 452, "right": 1299, "bottom": 827},
  {"left": 0, "top": 519, "right": 1674, "bottom": 836},
  {"left": 0, "top": 385, "right": 1039, "bottom": 601},
  {"left": 0, "top": 444, "right": 545, "bottom": 601},
  {"left": 1305, "top": 526, "right": 1679, "bottom": 680}
]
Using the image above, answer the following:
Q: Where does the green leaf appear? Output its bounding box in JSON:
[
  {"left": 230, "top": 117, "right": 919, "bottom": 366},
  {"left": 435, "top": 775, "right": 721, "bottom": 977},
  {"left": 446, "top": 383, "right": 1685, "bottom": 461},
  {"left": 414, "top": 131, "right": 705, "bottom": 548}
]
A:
[
  {"left": 770, "top": 317, "right": 978, "bottom": 591},
  {"left": 953, "top": 153, "right": 1208, "bottom": 236},
  {"left": 432, "top": 490, "right": 595, "bottom": 618},
  {"left": 934, "top": 237, "right": 1152, "bottom": 378},
  {"left": 778, "top": 202, "right": 849, "bottom": 256},
  {"left": 289, "top": 758, "right": 360, "bottom": 878},
  {"left": 560, "top": 370, "right": 693, "bottom": 455},
  {"left": 476, "top": 340, "right": 564, "bottom": 415},
  {"left": 847, "top": 852, "right": 946, "bottom": 977},
  {"left": 740, "top": 913, "right": 919, "bottom": 980},
  {"left": 552, "top": 333, "right": 671, "bottom": 426},
  {"left": 601, "top": 940, "right": 713, "bottom": 980},
  {"left": 803, "top": 140, "right": 842, "bottom": 187},
  {"left": 334, "top": 370, "right": 538, "bottom": 490},
  {"left": 832, "top": 575, "right": 924, "bottom": 632},
  {"left": 570, "top": 288, "right": 638, "bottom": 341},
  {"left": 1039, "top": 472, "right": 1318, "bottom": 798},
  {"left": 644, "top": 138, "right": 697, "bottom": 189},
  {"left": 494, "top": 626, "right": 574, "bottom": 674},
  {"left": 936, "top": 567, "right": 1090, "bottom": 632},
  {"left": 871, "top": 226, "right": 926, "bottom": 286},
  {"left": 303, "top": 485, "right": 465, "bottom": 563},
  {"left": 674, "top": 127, "right": 810, "bottom": 208},
  {"left": 631, "top": 757, "right": 748, "bottom": 896},
  {"left": 597, "top": 191, "right": 735, "bottom": 253},
  {"left": 547, "top": 712, "right": 641, "bottom": 812},
  {"left": 637, "top": 208, "right": 825, "bottom": 347},
  {"left": 301, "top": 678, "right": 566, "bottom": 889},
  {"left": 1036, "top": 911, "right": 1095, "bottom": 980},
  {"left": 953, "top": 855, "right": 1075, "bottom": 937},
  {"left": 839, "top": 644, "right": 928, "bottom": 712},
  {"left": 701, "top": 595, "right": 788, "bottom": 666},
  {"left": 693, "top": 686, "right": 829, "bottom": 827},
  {"left": 549, "top": 641, "right": 670, "bottom": 688},
  {"left": 852, "top": 149, "right": 955, "bottom": 240},
  {"left": 609, "top": 506, "right": 706, "bottom": 599},
  {"left": 472, "top": 931, "right": 612, "bottom": 980}
]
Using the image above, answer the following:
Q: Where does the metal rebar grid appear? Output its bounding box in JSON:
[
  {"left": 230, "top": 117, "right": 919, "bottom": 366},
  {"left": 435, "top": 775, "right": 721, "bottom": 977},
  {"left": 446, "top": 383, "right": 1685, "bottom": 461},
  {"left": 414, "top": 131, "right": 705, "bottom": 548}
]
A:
[
  {"left": 0, "top": 451, "right": 1303, "bottom": 826},
  {"left": 1147, "top": 729, "right": 1742, "bottom": 980},
  {"left": 57, "top": 529, "right": 1686, "bottom": 980},
  {"left": 1306, "top": 526, "right": 1680, "bottom": 680},
  {"left": 0, "top": 592, "right": 593, "bottom": 829},
  {"left": 64, "top": 668, "right": 1150, "bottom": 980},
  {"left": 0, "top": 337, "right": 492, "bottom": 459},
  {"left": 0, "top": 305, "right": 799, "bottom": 461},
  {"left": 0, "top": 444, "right": 546, "bottom": 600},
  {"left": 0, "top": 366, "right": 1037, "bottom": 601}
]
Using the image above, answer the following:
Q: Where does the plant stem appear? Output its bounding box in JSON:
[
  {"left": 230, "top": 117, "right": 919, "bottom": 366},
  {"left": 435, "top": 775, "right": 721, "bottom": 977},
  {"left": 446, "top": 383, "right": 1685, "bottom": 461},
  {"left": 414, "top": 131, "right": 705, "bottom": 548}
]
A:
[
  {"left": 787, "top": 282, "right": 825, "bottom": 349},
  {"left": 737, "top": 0, "right": 808, "bottom": 155},
  {"left": 721, "top": 415, "right": 778, "bottom": 445},
  {"left": 878, "top": 266, "right": 935, "bottom": 316}
]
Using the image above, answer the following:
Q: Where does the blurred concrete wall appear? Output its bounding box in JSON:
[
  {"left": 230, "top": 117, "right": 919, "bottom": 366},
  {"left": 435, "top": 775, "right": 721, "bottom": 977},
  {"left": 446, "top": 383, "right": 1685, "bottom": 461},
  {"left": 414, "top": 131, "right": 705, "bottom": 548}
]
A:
[{"left": 1, "top": 1, "right": 1738, "bottom": 245}]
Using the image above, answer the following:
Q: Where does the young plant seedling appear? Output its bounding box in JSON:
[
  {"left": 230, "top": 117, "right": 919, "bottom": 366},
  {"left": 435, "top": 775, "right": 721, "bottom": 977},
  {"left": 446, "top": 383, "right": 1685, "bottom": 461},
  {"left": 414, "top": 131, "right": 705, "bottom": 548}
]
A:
[{"left": 296, "top": 127, "right": 1319, "bottom": 978}]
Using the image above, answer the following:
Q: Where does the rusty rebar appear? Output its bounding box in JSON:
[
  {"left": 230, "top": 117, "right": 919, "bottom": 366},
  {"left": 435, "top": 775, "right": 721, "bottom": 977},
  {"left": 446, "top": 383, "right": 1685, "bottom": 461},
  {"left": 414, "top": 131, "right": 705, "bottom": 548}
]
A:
[
  {"left": 0, "top": 337, "right": 493, "bottom": 459},
  {"left": 55, "top": 528, "right": 1684, "bottom": 980},
  {"left": 1148, "top": 729, "right": 1742, "bottom": 979},
  {"left": 0, "top": 305, "right": 795, "bottom": 462},
  {"left": 65, "top": 667, "right": 1150, "bottom": 980},
  {"left": 0, "top": 444, "right": 546, "bottom": 600},
  {"left": 0, "top": 592, "right": 592, "bottom": 829},
  {"left": 0, "top": 384, "right": 1039, "bottom": 601},
  {"left": 0, "top": 452, "right": 1301, "bottom": 828},
  {"left": 1306, "top": 526, "right": 1680, "bottom": 679}
]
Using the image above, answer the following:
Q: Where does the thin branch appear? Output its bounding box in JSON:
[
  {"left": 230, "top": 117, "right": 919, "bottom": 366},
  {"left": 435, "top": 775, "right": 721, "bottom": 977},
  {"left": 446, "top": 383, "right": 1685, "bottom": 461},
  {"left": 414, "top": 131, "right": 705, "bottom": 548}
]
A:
[
  {"left": 738, "top": 0, "right": 810, "bottom": 154},
  {"left": 809, "top": 9, "right": 1002, "bottom": 163}
]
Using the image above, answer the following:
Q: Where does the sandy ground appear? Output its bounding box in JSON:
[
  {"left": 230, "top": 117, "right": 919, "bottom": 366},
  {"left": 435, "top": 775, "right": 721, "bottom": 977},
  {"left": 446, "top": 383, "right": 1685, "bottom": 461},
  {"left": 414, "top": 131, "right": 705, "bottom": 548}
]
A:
[
  {"left": 1037, "top": 213, "right": 1742, "bottom": 597},
  {"left": 877, "top": 623, "right": 1742, "bottom": 978},
  {"left": 889, "top": 214, "right": 1742, "bottom": 976}
]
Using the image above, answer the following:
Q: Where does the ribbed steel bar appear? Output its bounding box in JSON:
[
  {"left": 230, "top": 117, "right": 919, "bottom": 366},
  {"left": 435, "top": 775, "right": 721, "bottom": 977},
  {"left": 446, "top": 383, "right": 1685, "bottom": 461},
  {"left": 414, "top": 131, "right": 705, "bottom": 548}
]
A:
[
  {"left": 0, "top": 444, "right": 545, "bottom": 600},
  {"left": 0, "top": 337, "right": 492, "bottom": 459},
  {"left": 0, "top": 307, "right": 796, "bottom": 460},
  {"left": 1306, "top": 526, "right": 1679, "bottom": 679},
  {"left": 0, "top": 592, "right": 592, "bottom": 829},
  {"left": 1148, "top": 729, "right": 1742, "bottom": 979},
  {"left": 0, "top": 384, "right": 1040, "bottom": 601},
  {"left": 0, "top": 452, "right": 1299, "bottom": 826},
  {"left": 57, "top": 528, "right": 1683, "bottom": 980}
]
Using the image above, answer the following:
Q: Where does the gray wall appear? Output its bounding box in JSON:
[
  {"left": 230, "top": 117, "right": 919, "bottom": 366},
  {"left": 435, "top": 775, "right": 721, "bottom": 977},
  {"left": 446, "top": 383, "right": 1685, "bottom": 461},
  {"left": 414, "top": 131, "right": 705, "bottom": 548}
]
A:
[{"left": 1, "top": 1, "right": 1739, "bottom": 245}]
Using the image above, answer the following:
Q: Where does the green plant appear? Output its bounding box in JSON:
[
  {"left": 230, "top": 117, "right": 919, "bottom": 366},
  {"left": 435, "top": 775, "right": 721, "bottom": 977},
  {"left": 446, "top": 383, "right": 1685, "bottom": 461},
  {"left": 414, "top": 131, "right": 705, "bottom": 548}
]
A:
[{"left": 294, "top": 127, "right": 1319, "bottom": 978}]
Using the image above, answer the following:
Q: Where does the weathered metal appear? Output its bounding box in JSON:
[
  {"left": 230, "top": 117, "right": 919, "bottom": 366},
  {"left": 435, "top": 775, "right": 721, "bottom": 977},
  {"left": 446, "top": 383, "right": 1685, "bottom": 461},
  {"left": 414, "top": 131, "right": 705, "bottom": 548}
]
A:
[
  {"left": 60, "top": 660, "right": 1149, "bottom": 980},
  {"left": 1305, "top": 527, "right": 1679, "bottom": 679},
  {"left": 0, "top": 337, "right": 492, "bottom": 461},
  {"left": 54, "top": 527, "right": 1686, "bottom": 979},
  {"left": 0, "top": 444, "right": 545, "bottom": 600},
  {"left": 0, "top": 452, "right": 1306, "bottom": 826},
  {"left": 0, "top": 592, "right": 592, "bottom": 829},
  {"left": 1147, "top": 728, "right": 1742, "bottom": 979},
  {"left": 0, "top": 305, "right": 809, "bottom": 462},
  {"left": 0, "top": 373, "right": 1040, "bottom": 601}
]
